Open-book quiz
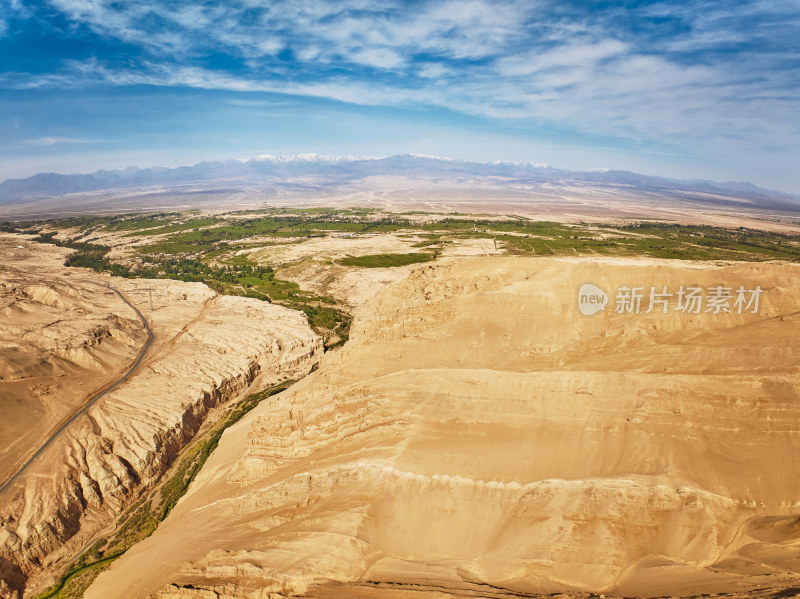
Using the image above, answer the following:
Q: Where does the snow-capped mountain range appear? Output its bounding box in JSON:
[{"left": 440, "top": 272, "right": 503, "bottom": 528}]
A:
[{"left": 0, "top": 154, "right": 797, "bottom": 206}]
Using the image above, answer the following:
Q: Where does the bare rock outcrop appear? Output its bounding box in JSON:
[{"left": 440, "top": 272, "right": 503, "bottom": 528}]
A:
[
  {"left": 83, "top": 256, "right": 800, "bottom": 599},
  {"left": 0, "top": 238, "right": 148, "bottom": 485}
]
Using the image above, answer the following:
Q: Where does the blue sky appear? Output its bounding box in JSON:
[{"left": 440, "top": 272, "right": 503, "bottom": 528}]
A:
[{"left": 1, "top": 0, "right": 799, "bottom": 191}]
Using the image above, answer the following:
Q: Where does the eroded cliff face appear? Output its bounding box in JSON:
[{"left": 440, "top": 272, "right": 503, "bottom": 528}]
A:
[
  {"left": 85, "top": 257, "right": 800, "bottom": 598},
  {"left": 0, "top": 235, "right": 323, "bottom": 599}
]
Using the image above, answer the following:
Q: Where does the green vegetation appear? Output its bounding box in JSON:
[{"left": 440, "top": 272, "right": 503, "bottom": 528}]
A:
[
  {"left": 26, "top": 232, "right": 135, "bottom": 277},
  {"left": 133, "top": 215, "right": 409, "bottom": 252},
  {"left": 123, "top": 217, "right": 219, "bottom": 237},
  {"left": 31, "top": 381, "right": 295, "bottom": 599},
  {"left": 617, "top": 223, "right": 800, "bottom": 261},
  {"left": 494, "top": 222, "right": 800, "bottom": 261},
  {"left": 6, "top": 213, "right": 182, "bottom": 234},
  {"left": 338, "top": 252, "right": 436, "bottom": 267},
  {"left": 402, "top": 217, "right": 800, "bottom": 262},
  {"left": 104, "top": 217, "right": 174, "bottom": 232},
  {"left": 33, "top": 216, "right": 109, "bottom": 231},
  {"left": 420, "top": 217, "right": 575, "bottom": 236}
]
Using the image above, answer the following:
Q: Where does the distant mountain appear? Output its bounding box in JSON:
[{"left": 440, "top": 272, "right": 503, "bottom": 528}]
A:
[{"left": 1, "top": 154, "right": 797, "bottom": 206}]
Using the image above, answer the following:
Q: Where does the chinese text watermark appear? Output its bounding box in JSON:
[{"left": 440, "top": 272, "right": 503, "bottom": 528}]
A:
[{"left": 579, "top": 283, "right": 762, "bottom": 316}]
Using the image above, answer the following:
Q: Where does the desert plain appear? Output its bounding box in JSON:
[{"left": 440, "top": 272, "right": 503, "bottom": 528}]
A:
[{"left": 0, "top": 190, "right": 799, "bottom": 599}]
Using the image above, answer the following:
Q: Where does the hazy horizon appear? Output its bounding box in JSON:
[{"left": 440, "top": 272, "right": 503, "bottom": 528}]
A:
[{"left": 3, "top": 150, "right": 800, "bottom": 198}]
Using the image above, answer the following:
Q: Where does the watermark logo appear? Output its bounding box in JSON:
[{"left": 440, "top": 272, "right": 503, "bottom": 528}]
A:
[
  {"left": 578, "top": 284, "right": 763, "bottom": 316},
  {"left": 578, "top": 283, "right": 608, "bottom": 316}
]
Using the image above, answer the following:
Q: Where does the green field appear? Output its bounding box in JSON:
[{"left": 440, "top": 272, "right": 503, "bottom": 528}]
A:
[{"left": 338, "top": 252, "right": 436, "bottom": 267}]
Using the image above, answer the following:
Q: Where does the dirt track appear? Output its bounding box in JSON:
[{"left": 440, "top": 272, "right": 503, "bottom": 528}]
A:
[{"left": 0, "top": 280, "right": 153, "bottom": 497}]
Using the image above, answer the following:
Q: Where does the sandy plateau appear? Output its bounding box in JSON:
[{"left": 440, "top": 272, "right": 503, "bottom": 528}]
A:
[
  {"left": 82, "top": 256, "right": 800, "bottom": 598},
  {"left": 0, "top": 237, "right": 147, "bottom": 486},
  {"left": 0, "top": 233, "right": 322, "bottom": 598}
]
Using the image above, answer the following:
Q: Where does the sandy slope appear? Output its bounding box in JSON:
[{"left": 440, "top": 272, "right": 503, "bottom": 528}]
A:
[{"left": 86, "top": 256, "right": 800, "bottom": 598}]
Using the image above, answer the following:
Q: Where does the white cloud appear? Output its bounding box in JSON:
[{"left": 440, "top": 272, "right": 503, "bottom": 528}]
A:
[
  {"left": 350, "top": 48, "right": 405, "bottom": 69},
  {"left": 39, "top": 0, "right": 536, "bottom": 66},
  {"left": 1, "top": 0, "right": 31, "bottom": 34},
  {"left": 295, "top": 45, "right": 321, "bottom": 62},
  {"left": 417, "top": 63, "right": 453, "bottom": 79},
  {"left": 498, "top": 40, "right": 628, "bottom": 77},
  {"left": 23, "top": 137, "right": 96, "bottom": 146}
]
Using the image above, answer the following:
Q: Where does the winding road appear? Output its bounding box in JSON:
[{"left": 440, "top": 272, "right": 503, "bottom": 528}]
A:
[{"left": 0, "top": 281, "right": 153, "bottom": 498}]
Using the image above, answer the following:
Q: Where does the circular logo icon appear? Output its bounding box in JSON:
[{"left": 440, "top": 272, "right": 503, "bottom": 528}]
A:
[{"left": 578, "top": 283, "right": 608, "bottom": 316}]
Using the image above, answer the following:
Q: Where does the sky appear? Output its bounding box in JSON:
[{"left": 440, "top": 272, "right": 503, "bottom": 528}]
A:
[{"left": 0, "top": 0, "right": 799, "bottom": 192}]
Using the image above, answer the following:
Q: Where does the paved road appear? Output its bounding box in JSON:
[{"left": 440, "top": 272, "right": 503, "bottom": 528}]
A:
[{"left": 0, "top": 281, "right": 153, "bottom": 498}]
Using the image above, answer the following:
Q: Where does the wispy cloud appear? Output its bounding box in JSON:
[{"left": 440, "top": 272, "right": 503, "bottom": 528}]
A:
[
  {"left": 497, "top": 41, "right": 629, "bottom": 77},
  {"left": 0, "top": 0, "right": 23, "bottom": 37},
  {"left": 36, "top": 0, "right": 536, "bottom": 64},
  {"left": 23, "top": 137, "right": 97, "bottom": 146}
]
